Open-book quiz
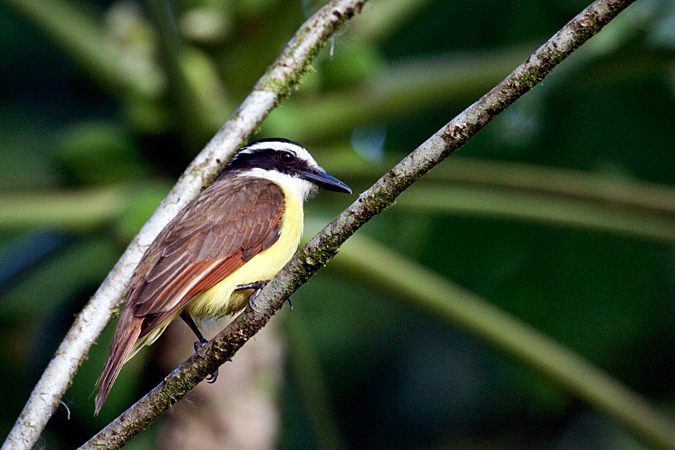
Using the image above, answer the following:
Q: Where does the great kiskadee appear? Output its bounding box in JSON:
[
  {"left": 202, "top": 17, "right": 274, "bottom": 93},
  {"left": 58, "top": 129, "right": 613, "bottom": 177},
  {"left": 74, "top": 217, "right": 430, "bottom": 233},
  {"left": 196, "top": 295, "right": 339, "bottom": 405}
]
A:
[{"left": 95, "top": 138, "right": 351, "bottom": 414}]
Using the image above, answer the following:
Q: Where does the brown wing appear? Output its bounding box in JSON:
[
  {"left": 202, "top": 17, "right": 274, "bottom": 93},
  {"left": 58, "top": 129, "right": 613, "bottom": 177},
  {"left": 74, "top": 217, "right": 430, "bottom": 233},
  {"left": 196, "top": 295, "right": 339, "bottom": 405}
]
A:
[
  {"left": 95, "top": 177, "right": 284, "bottom": 414},
  {"left": 131, "top": 177, "right": 284, "bottom": 331}
]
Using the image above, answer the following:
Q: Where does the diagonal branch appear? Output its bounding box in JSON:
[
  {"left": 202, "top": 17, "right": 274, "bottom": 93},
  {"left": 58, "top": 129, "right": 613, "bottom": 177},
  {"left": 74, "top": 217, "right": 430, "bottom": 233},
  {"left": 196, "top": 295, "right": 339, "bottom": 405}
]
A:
[
  {"left": 1, "top": 1, "right": 365, "bottom": 449},
  {"left": 77, "top": 1, "right": 670, "bottom": 449}
]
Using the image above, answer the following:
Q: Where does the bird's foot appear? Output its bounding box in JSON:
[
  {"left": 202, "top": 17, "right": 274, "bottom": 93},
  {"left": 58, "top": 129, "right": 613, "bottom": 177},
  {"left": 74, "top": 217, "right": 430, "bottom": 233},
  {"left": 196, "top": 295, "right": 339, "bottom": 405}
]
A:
[
  {"left": 181, "top": 312, "right": 219, "bottom": 383},
  {"left": 192, "top": 339, "right": 219, "bottom": 383},
  {"left": 235, "top": 280, "right": 269, "bottom": 313},
  {"left": 235, "top": 280, "right": 294, "bottom": 312}
]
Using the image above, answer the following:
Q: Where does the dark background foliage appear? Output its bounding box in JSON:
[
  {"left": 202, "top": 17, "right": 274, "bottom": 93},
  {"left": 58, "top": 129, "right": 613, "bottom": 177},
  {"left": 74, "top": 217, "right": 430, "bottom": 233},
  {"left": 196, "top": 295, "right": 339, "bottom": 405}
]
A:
[{"left": 1, "top": 0, "right": 675, "bottom": 448}]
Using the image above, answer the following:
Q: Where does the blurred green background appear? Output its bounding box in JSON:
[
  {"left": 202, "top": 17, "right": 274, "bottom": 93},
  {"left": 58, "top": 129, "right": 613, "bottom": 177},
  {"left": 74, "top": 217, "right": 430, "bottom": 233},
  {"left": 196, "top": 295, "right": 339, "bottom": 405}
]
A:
[{"left": 2, "top": 0, "right": 675, "bottom": 448}]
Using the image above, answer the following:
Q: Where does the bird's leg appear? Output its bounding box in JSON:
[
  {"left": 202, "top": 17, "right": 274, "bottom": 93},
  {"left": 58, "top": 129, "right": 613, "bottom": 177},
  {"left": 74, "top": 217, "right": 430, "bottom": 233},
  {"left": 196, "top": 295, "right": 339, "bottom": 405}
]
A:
[
  {"left": 180, "top": 311, "right": 208, "bottom": 348},
  {"left": 180, "top": 311, "right": 218, "bottom": 383}
]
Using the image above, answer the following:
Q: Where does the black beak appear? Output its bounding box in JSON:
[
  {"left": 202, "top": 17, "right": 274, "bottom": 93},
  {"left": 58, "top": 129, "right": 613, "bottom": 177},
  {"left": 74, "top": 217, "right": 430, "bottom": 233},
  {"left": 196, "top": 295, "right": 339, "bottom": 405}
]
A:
[{"left": 302, "top": 171, "right": 352, "bottom": 194}]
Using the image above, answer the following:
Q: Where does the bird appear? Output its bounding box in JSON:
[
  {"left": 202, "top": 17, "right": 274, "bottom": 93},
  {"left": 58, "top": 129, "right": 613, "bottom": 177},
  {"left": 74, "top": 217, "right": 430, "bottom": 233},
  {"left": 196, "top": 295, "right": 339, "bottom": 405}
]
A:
[{"left": 94, "top": 138, "right": 352, "bottom": 414}]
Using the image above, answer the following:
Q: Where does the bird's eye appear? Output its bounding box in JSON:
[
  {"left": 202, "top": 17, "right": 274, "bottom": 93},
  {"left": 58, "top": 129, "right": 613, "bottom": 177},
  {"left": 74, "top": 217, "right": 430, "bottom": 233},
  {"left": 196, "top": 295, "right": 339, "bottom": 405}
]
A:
[{"left": 279, "top": 151, "right": 295, "bottom": 164}]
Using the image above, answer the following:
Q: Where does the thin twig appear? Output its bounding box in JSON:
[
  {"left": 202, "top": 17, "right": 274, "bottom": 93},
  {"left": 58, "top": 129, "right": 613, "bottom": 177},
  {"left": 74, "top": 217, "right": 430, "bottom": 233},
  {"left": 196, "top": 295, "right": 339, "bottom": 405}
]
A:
[
  {"left": 1, "top": 1, "right": 365, "bottom": 450},
  {"left": 78, "top": 1, "right": 657, "bottom": 449}
]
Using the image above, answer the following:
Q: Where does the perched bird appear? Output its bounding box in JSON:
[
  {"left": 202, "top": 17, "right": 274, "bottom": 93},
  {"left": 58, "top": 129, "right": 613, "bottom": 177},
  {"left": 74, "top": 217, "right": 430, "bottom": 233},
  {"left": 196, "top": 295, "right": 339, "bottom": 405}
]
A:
[{"left": 95, "top": 138, "right": 351, "bottom": 414}]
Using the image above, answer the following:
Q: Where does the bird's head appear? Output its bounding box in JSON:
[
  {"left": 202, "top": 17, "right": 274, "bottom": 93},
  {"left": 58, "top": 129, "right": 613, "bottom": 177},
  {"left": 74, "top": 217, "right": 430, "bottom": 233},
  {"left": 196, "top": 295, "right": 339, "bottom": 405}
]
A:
[{"left": 225, "top": 138, "right": 352, "bottom": 200}]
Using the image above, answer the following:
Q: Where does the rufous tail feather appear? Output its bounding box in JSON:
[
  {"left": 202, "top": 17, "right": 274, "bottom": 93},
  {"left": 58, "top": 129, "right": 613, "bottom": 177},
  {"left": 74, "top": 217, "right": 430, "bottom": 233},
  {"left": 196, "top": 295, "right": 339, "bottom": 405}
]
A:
[{"left": 94, "top": 309, "right": 144, "bottom": 415}]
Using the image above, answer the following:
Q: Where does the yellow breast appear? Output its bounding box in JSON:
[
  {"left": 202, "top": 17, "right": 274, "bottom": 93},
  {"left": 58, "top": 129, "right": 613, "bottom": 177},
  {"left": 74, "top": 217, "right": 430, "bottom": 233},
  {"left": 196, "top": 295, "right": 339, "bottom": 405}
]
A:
[{"left": 185, "top": 183, "right": 304, "bottom": 321}]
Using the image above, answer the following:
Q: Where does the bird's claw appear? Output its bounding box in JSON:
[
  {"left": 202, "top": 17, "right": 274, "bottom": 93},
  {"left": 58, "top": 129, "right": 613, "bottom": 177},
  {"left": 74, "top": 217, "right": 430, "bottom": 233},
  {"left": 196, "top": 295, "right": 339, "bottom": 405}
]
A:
[
  {"left": 193, "top": 339, "right": 207, "bottom": 353},
  {"left": 235, "top": 280, "right": 293, "bottom": 311},
  {"left": 235, "top": 280, "right": 269, "bottom": 312},
  {"left": 205, "top": 368, "right": 219, "bottom": 383}
]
